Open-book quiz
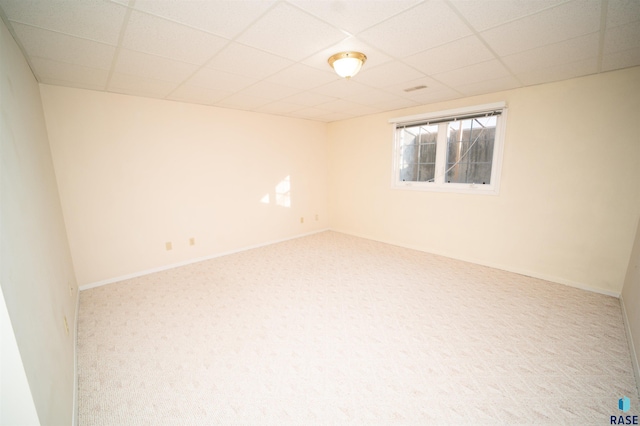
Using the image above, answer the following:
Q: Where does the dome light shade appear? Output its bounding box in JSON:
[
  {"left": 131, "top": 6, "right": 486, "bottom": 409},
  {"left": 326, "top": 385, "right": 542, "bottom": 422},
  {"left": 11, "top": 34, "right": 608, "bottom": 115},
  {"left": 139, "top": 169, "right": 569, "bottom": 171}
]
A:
[{"left": 328, "top": 51, "right": 367, "bottom": 79}]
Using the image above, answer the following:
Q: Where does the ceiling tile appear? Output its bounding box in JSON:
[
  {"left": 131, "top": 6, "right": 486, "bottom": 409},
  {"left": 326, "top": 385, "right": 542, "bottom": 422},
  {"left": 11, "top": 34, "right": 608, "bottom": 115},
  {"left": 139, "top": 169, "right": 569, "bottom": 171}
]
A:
[
  {"left": 29, "top": 56, "right": 109, "bottom": 87},
  {"left": 384, "top": 76, "right": 449, "bottom": 97},
  {"left": 311, "top": 79, "right": 373, "bottom": 99},
  {"left": 456, "top": 75, "right": 522, "bottom": 96},
  {"left": 237, "top": 2, "right": 348, "bottom": 61},
  {"left": 368, "top": 97, "right": 420, "bottom": 111},
  {"left": 289, "top": 0, "right": 421, "bottom": 35},
  {"left": 115, "top": 49, "right": 199, "bottom": 83},
  {"left": 184, "top": 66, "right": 256, "bottom": 92},
  {"left": 133, "top": 0, "right": 275, "bottom": 39},
  {"left": 432, "top": 60, "right": 512, "bottom": 87},
  {"left": 602, "top": 47, "right": 640, "bottom": 72},
  {"left": 404, "top": 36, "right": 495, "bottom": 76},
  {"left": 108, "top": 72, "right": 177, "bottom": 98},
  {"left": 0, "top": 0, "right": 127, "bottom": 44},
  {"left": 237, "top": 81, "right": 301, "bottom": 101},
  {"left": 516, "top": 57, "right": 598, "bottom": 86},
  {"left": 265, "top": 64, "right": 338, "bottom": 90},
  {"left": 502, "top": 32, "right": 599, "bottom": 74},
  {"left": 604, "top": 20, "right": 640, "bottom": 55},
  {"left": 122, "top": 11, "right": 229, "bottom": 65},
  {"left": 606, "top": 0, "right": 640, "bottom": 28},
  {"left": 315, "top": 111, "right": 355, "bottom": 122},
  {"left": 480, "top": 0, "right": 601, "bottom": 56},
  {"left": 288, "top": 106, "right": 332, "bottom": 119},
  {"left": 449, "top": 0, "right": 565, "bottom": 32},
  {"left": 358, "top": 1, "right": 472, "bottom": 58},
  {"left": 354, "top": 61, "right": 425, "bottom": 88},
  {"left": 1, "top": 0, "right": 634, "bottom": 121},
  {"left": 280, "top": 91, "right": 338, "bottom": 107},
  {"left": 386, "top": 78, "right": 462, "bottom": 104},
  {"left": 167, "top": 85, "right": 234, "bottom": 105},
  {"left": 398, "top": 87, "right": 462, "bottom": 105},
  {"left": 255, "top": 101, "right": 305, "bottom": 115},
  {"left": 205, "top": 42, "right": 293, "bottom": 80},
  {"left": 216, "top": 93, "right": 272, "bottom": 110},
  {"left": 318, "top": 99, "right": 381, "bottom": 116},
  {"left": 347, "top": 87, "right": 416, "bottom": 106},
  {"left": 11, "top": 22, "right": 116, "bottom": 70}
]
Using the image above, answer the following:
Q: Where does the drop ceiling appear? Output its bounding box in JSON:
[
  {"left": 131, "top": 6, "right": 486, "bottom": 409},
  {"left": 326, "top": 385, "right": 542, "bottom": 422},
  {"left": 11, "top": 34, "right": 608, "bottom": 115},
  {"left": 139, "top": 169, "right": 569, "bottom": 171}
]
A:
[{"left": 0, "top": 0, "right": 638, "bottom": 122}]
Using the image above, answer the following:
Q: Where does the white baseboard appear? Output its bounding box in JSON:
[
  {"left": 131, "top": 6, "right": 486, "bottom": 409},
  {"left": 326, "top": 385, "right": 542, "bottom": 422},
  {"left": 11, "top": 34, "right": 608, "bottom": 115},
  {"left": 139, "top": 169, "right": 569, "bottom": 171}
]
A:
[
  {"left": 620, "top": 295, "right": 640, "bottom": 396},
  {"left": 79, "top": 229, "right": 330, "bottom": 291},
  {"left": 330, "top": 228, "right": 621, "bottom": 298},
  {"left": 83, "top": 227, "right": 621, "bottom": 298}
]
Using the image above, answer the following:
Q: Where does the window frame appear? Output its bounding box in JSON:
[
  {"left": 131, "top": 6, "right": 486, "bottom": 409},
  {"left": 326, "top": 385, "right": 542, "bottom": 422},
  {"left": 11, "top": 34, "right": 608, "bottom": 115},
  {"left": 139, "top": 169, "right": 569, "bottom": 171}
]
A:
[{"left": 390, "top": 102, "right": 508, "bottom": 195}]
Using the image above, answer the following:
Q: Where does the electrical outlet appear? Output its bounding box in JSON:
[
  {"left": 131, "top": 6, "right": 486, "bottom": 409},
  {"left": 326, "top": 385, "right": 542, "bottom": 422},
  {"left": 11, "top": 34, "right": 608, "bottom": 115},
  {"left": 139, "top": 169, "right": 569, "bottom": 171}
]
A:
[
  {"left": 165, "top": 242, "right": 172, "bottom": 251},
  {"left": 63, "top": 316, "right": 69, "bottom": 336},
  {"left": 315, "top": 214, "right": 319, "bottom": 221},
  {"left": 300, "top": 217, "right": 304, "bottom": 224},
  {"left": 68, "top": 283, "right": 74, "bottom": 297},
  {"left": 189, "top": 237, "right": 195, "bottom": 246}
]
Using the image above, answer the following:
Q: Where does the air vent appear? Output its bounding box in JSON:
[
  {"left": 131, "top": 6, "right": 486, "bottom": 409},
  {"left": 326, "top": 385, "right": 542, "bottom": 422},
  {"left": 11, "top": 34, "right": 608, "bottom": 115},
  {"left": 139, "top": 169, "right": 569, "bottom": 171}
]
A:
[{"left": 404, "top": 85, "right": 428, "bottom": 92}]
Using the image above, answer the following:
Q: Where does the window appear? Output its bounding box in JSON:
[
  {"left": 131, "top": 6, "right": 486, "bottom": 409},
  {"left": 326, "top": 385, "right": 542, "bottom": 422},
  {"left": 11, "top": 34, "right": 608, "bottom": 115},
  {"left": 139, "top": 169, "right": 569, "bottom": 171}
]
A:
[{"left": 390, "top": 102, "right": 507, "bottom": 194}]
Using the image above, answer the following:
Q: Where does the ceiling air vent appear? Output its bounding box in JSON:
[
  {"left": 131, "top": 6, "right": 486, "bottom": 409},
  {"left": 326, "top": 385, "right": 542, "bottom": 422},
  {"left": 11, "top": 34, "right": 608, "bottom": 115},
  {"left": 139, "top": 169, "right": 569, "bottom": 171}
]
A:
[{"left": 403, "top": 85, "right": 428, "bottom": 92}]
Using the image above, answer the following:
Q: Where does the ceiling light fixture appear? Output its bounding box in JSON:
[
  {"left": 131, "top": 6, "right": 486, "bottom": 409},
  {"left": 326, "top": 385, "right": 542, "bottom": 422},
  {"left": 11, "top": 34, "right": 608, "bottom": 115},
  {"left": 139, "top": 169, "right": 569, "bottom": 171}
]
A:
[{"left": 328, "top": 51, "right": 367, "bottom": 79}]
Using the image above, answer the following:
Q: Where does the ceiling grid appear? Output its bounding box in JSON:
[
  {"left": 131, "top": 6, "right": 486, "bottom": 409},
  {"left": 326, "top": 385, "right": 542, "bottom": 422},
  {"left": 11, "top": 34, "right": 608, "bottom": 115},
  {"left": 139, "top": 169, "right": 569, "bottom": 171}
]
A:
[{"left": 0, "top": 0, "right": 637, "bottom": 122}]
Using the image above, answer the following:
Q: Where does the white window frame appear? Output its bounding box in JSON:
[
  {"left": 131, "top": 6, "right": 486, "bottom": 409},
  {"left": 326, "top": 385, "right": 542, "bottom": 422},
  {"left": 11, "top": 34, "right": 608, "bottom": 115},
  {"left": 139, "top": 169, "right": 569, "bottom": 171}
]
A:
[{"left": 390, "top": 102, "right": 507, "bottom": 195}]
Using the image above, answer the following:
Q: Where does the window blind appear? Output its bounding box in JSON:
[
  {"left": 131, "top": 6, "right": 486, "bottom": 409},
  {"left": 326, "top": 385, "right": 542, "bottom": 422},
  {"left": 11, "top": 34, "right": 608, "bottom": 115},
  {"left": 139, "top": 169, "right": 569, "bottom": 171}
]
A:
[{"left": 396, "top": 110, "right": 502, "bottom": 129}]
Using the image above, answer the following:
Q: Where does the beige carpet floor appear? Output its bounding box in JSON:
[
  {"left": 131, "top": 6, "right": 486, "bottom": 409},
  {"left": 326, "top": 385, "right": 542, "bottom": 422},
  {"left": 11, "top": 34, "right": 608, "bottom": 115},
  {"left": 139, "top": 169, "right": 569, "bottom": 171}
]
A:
[{"left": 77, "top": 231, "right": 639, "bottom": 425}]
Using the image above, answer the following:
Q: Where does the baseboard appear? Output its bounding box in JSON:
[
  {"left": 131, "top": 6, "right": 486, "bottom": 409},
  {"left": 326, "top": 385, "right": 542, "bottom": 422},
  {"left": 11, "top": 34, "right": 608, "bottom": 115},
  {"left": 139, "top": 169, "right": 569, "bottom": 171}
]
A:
[
  {"left": 620, "top": 295, "right": 640, "bottom": 396},
  {"left": 71, "top": 288, "right": 79, "bottom": 426},
  {"left": 80, "top": 226, "right": 620, "bottom": 297},
  {"left": 330, "top": 228, "right": 621, "bottom": 298},
  {"left": 79, "top": 229, "right": 330, "bottom": 291}
]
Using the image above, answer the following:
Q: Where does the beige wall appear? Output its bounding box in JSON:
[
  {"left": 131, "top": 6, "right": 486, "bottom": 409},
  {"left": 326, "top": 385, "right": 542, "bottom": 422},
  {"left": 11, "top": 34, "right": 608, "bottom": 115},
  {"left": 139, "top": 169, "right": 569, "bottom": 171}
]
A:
[
  {"left": 622, "top": 215, "right": 640, "bottom": 390},
  {"left": 328, "top": 67, "right": 640, "bottom": 295},
  {"left": 0, "top": 18, "right": 77, "bottom": 426},
  {"left": 40, "top": 86, "right": 329, "bottom": 286},
  {"left": 39, "top": 69, "right": 640, "bottom": 294}
]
